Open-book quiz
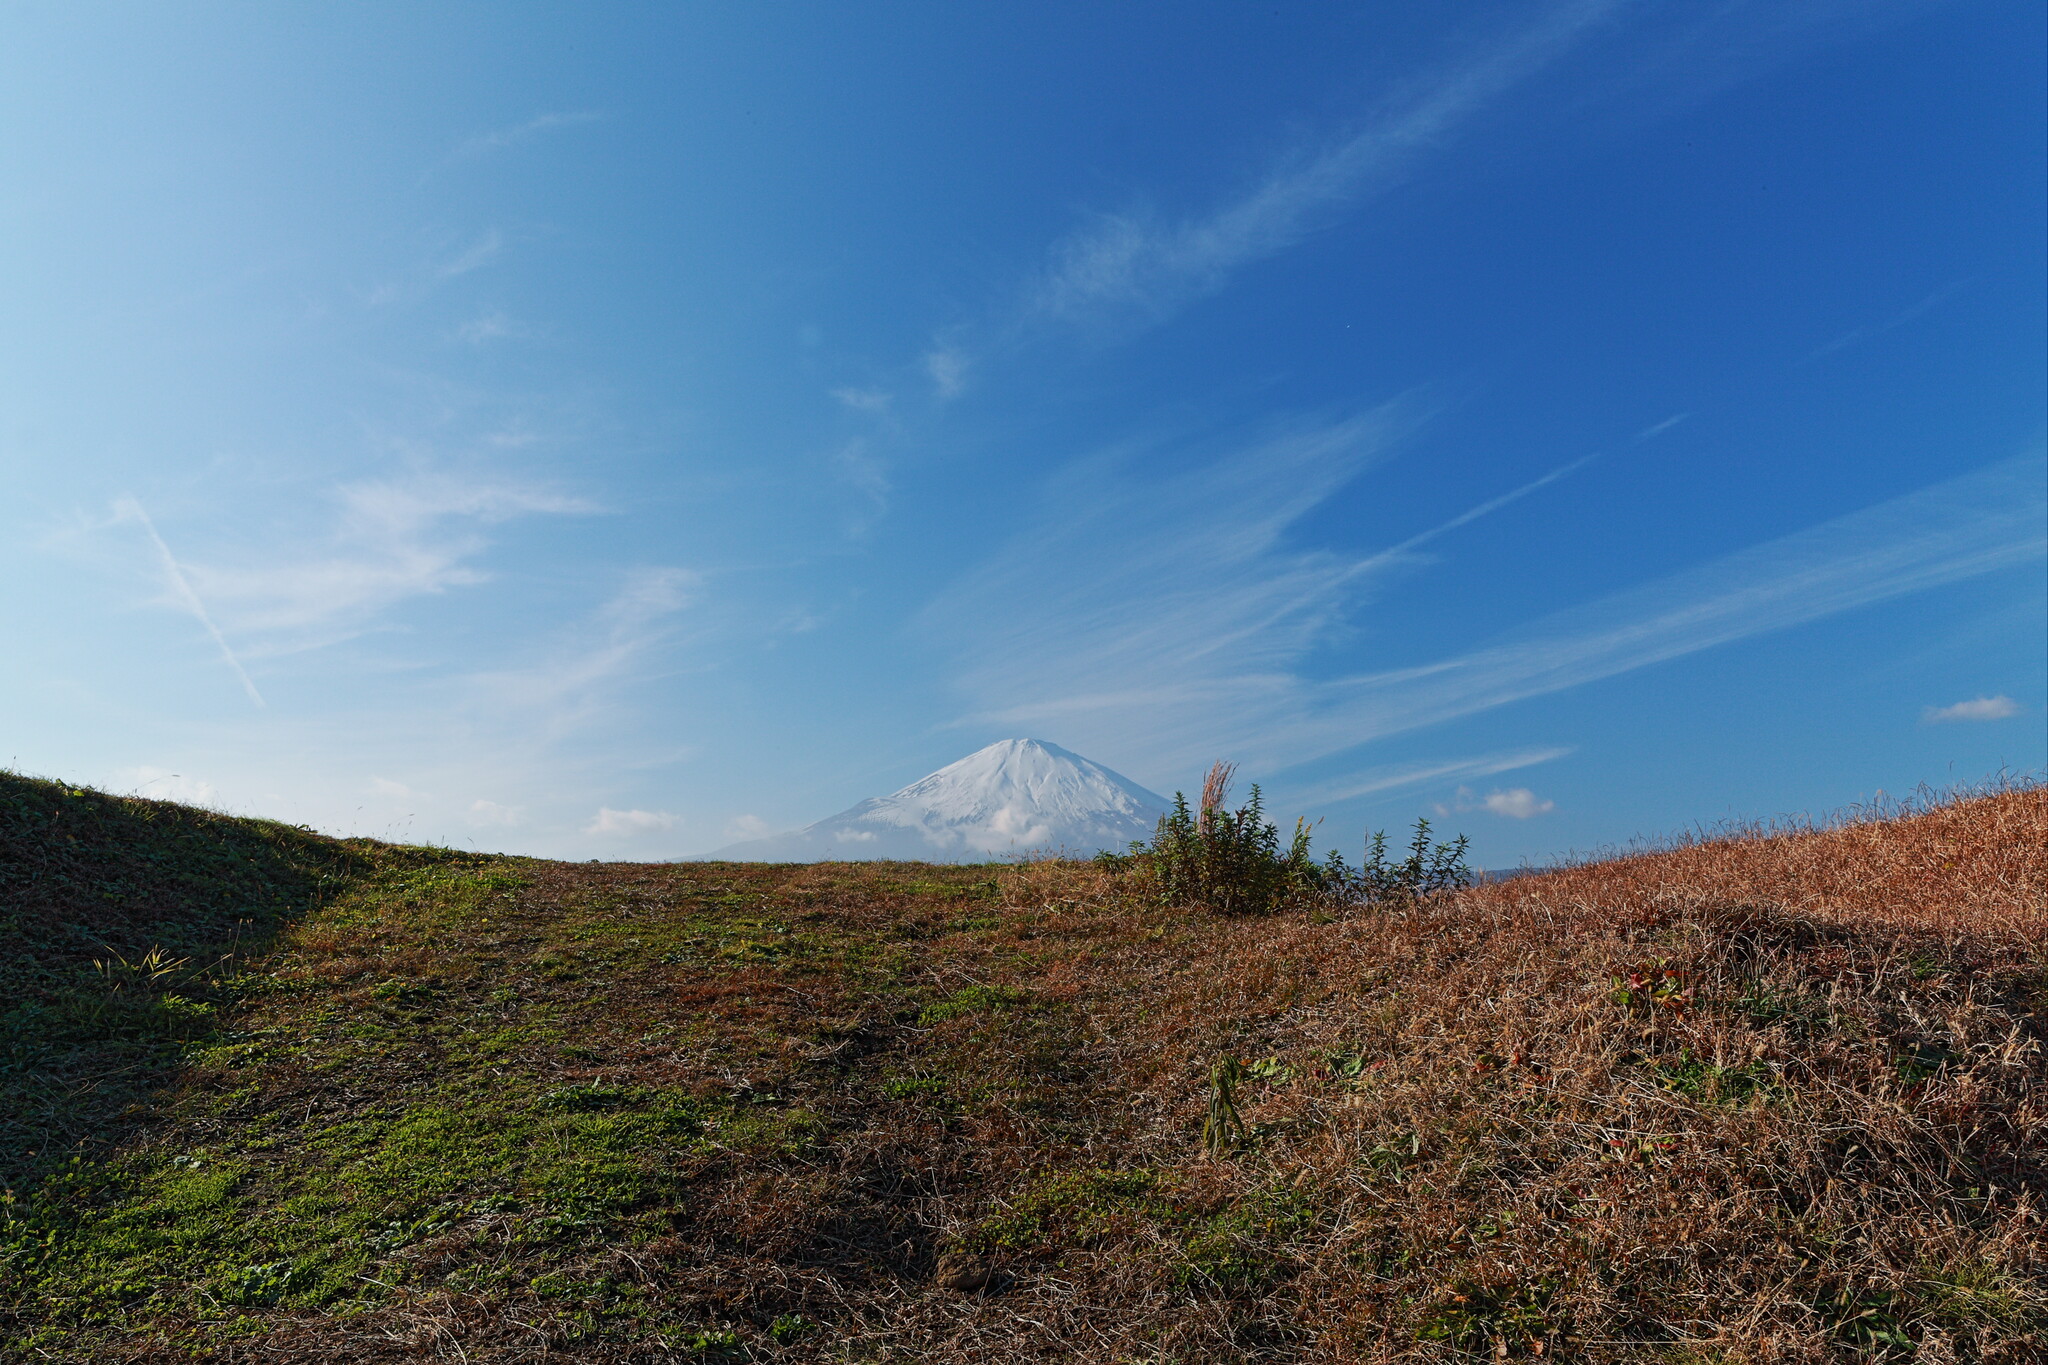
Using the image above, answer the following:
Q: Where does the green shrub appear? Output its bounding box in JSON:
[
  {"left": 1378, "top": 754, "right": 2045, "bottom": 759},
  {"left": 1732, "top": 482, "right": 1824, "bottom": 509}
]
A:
[
  {"left": 1143, "top": 763, "right": 1330, "bottom": 915},
  {"left": 1347, "top": 817, "right": 1471, "bottom": 904},
  {"left": 1136, "top": 763, "right": 1470, "bottom": 915}
]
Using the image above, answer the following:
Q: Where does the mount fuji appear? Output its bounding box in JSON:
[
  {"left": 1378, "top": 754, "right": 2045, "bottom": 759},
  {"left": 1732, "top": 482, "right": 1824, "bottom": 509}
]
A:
[{"left": 705, "top": 739, "right": 1170, "bottom": 863}]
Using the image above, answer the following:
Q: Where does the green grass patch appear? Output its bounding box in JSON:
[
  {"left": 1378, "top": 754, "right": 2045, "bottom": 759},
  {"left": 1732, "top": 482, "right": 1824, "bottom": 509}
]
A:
[
  {"left": 966, "top": 1168, "right": 1165, "bottom": 1254},
  {"left": 6, "top": 1084, "right": 816, "bottom": 1338},
  {"left": 919, "top": 983, "right": 1032, "bottom": 1025},
  {"left": 1642, "top": 1049, "right": 1781, "bottom": 1106},
  {"left": 1176, "top": 1183, "right": 1316, "bottom": 1292}
]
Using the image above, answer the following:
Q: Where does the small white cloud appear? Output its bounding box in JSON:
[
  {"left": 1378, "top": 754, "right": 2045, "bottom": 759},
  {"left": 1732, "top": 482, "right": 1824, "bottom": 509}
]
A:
[
  {"left": 832, "top": 386, "right": 892, "bottom": 413},
  {"left": 1482, "top": 787, "right": 1555, "bottom": 819},
  {"left": 369, "top": 776, "right": 415, "bottom": 799},
  {"left": 722, "top": 814, "right": 772, "bottom": 842},
  {"left": 114, "top": 766, "right": 220, "bottom": 807},
  {"left": 925, "top": 347, "right": 968, "bottom": 399},
  {"left": 1434, "top": 785, "right": 1554, "bottom": 819},
  {"left": 468, "top": 799, "right": 523, "bottom": 826},
  {"left": 585, "top": 807, "right": 678, "bottom": 836},
  {"left": 1923, "top": 695, "right": 2022, "bottom": 724}
]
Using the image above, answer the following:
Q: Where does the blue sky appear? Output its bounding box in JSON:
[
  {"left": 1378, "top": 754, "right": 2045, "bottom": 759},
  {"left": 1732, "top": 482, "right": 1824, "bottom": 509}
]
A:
[{"left": 3, "top": 1, "right": 2042, "bottom": 863}]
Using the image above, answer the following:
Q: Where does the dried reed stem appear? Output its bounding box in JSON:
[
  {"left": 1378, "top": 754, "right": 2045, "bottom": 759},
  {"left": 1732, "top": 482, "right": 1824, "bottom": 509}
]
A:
[{"left": 1196, "top": 760, "right": 1236, "bottom": 836}]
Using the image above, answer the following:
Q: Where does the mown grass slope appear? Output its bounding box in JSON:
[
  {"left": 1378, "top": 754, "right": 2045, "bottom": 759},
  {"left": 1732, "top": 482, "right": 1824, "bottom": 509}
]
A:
[{"left": 1, "top": 773, "right": 2041, "bottom": 1363}]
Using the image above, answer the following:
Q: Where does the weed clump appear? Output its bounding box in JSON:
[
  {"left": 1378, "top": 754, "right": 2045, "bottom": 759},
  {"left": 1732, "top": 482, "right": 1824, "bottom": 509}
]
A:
[
  {"left": 1139, "top": 763, "right": 1327, "bottom": 915},
  {"left": 1347, "top": 815, "right": 1472, "bottom": 903},
  {"left": 1124, "top": 760, "right": 1471, "bottom": 914}
]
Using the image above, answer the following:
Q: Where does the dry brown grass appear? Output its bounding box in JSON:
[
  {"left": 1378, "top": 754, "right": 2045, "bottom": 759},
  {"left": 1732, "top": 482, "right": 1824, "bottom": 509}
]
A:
[
  {"left": 1032, "top": 785, "right": 2045, "bottom": 1363},
  {"left": 8, "top": 786, "right": 2042, "bottom": 1363}
]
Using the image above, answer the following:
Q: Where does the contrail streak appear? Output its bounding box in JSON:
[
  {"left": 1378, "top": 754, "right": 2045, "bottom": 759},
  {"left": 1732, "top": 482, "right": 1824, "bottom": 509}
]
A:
[{"left": 115, "top": 497, "right": 266, "bottom": 708}]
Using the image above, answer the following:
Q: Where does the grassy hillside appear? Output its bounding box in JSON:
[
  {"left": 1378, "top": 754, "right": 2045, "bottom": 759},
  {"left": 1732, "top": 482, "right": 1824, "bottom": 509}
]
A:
[{"left": 1, "top": 772, "right": 2041, "bottom": 1363}]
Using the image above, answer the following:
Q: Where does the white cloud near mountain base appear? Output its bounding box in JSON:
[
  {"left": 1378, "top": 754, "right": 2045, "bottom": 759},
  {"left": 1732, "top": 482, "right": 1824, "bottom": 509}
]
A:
[{"left": 722, "top": 814, "right": 773, "bottom": 842}]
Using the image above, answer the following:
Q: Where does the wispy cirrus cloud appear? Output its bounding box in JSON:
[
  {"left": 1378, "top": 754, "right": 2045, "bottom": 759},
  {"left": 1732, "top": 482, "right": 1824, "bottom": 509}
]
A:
[
  {"left": 832, "top": 386, "right": 892, "bottom": 413},
  {"left": 832, "top": 441, "right": 892, "bottom": 535},
  {"left": 450, "top": 110, "right": 603, "bottom": 161},
  {"left": 1287, "top": 747, "right": 1573, "bottom": 807},
  {"left": 358, "top": 228, "right": 509, "bottom": 308},
  {"left": 1801, "top": 278, "right": 1974, "bottom": 364},
  {"left": 922, "top": 404, "right": 1427, "bottom": 776},
  {"left": 867, "top": 3, "right": 1620, "bottom": 428},
  {"left": 932, "top": 429, "right": 2046, "bottom": 785},
  {"left": 1029, "top": 0, "right": 1622, "bottom": 331},
  {"left": 925, "top": 346, "right": 969, "bottom": 399},
  {"left": 146, "top": 475, "right": 593, "bottom": 654},
  {"left": 1286, "top": 452, "right": 2047, "bottom": 757},
  {"left": 439, "top": 229, "right": 504, "bottom": 278},
  {"left": 858, "top": 3, "right": 1629, "bottom": 413},
  {"left": 454, "top": 311, "right": 536, "bottom": 344},
  {"left": 466, "top": 565, "right": 700, "bottom": 724}
]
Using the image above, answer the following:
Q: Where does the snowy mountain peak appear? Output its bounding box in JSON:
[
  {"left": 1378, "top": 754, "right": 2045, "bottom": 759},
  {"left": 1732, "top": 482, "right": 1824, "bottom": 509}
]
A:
[
  {"left": 706, "top": 739, "right": 1168, "bottom": 863},
  {"left": 893, "top": 738, "right": 1160, "bottom": 820}
]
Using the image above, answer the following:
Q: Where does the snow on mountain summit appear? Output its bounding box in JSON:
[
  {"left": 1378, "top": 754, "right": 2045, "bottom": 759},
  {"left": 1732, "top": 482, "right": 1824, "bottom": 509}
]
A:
[
  {"left": 890, "top": 739, "right": 1163, "bottom": 831},
  {"left": 705, "top": 739, "right": 1168, "bottom": 863}
]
